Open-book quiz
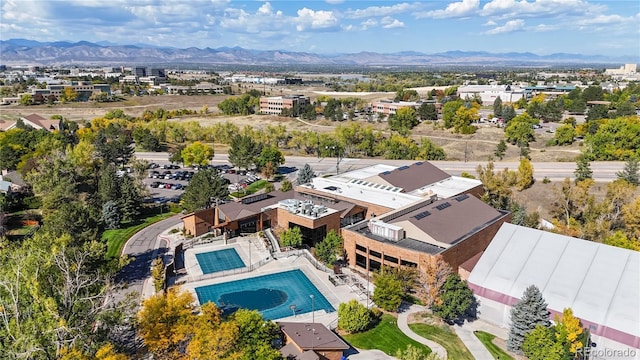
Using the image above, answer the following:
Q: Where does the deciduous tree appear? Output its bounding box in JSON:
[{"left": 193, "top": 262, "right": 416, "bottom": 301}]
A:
[
  {"left": 522, "top": 325, "right": 565, "bottom": 360},
  {"left": 338, "top": 299, "right": 372, "bottom": 333},
  {"left": 180, "top": 141, "right": 214, "bottom": 167},
  {"left": 418, "top": 255, "right": 452, "bottom": 308},
  {"left": 432, "top": 274, "right": 474, "bottom": 322},
  {"left": 372, "top": 268, "right": 404, "bottom": 312},
  {"left": 280, "top": 226, "right": 302, "bottom": 247}
]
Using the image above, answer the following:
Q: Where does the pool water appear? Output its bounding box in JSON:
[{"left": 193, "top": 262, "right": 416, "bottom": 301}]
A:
[
  {"left": 195, "top": 269, "right": 335, "bottom": 320},
  {"left": 195, "top": 248, "right": 245, "bottom": 274}
]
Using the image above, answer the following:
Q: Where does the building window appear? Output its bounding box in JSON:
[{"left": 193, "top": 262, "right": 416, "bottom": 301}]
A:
[
  {"left": 384, "top": 255, "right": 398, "bottom": 264},
  {"left": 356, "top": 253, "right": 367, "bottom": 269},
  {"left": 369, "top": 250, "right": 381, "bottom": 259},
  {"left": 356, "top": 244, "right": 366, "bottom": 252},
  {"left": 400, "top": 259, "right": 417, "bottom": 267},
  {"left": 369, "top": 259, "right": 381, "bottom": 272}
]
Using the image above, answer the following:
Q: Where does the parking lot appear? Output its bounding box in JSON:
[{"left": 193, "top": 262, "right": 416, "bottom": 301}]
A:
[{"left": 143, "top": 162, "right": 263, "bottom": 204}]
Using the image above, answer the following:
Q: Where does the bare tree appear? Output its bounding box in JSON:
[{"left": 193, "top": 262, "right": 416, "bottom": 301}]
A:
[{"left": 417, "top": 255, "right": 452, "bottom": 309}]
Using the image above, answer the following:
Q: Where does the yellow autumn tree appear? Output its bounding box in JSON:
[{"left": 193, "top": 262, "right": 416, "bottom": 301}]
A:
[
  {"left": 95, "top": 343, "right": 130, "bottom": 360},
  {"left": 516, "top": 158, "right": 534, "bottom": 190},
  {"left": 137, "top": 288, "right": 197, "bottom": 360},
  {"left": 418, "top": 255, "right": 452, "bottom": 308},
  {"left": 555, "top": 308, "right": 584, "bottom": 354}
]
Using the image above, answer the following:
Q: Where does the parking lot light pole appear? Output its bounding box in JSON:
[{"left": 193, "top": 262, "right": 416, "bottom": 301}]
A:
[{"left": 309, "top": 294, "right": 315, "bottom": 323}]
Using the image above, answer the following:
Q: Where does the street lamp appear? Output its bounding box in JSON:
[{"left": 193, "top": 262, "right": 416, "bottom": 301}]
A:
[
  {"left": 325, "top": 145, "right": 343, "bottom": 174},
  {"left": 309, "top": 294, "right": 315, "bottom": 324},
  {"left": 289, "top": 304, "right": 296, "bottom": 317}
]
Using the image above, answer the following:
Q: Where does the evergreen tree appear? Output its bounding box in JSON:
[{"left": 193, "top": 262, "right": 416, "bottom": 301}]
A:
[
  {"left": 574, "top": 155, "right": 593, "bottom": 182},
  {"left": 493, "top": 97, "right": 503, "bottom": 117},
  {"left": 616, "top": 157, "right": 639, "bottom": 185},
  {"left": 181, "top": 169, "right": 229, "bottom": 213},
  {"left": 228, "top": 134, "right": 260, "bottom": 170},
  {"left": 102, "top": 200, "right": 121, "bottom": 230},
  {"left": 507, "top": 285, "right": 551, "bottom": 353},
  {"left": 502, "top": 105, "right": 517, "bottom": 123},
  {"left": 98, "top": 164, "right": 120, "bottom": 204},
  {"left": 297, "top": 163, "right": 315, "bottom": 185},
  {"left": 119, "top": 175, "right": 141, "bottom": 223},
  {"left": 279, "top": 179, "right": 293, "bottom": 192},
  {"left": 495, "top": 140, "right": 507, "bottom": 160}
]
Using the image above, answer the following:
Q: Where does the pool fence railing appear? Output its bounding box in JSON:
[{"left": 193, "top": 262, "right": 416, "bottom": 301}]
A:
[
  {"left": 186, "top": 256, "right": 273, "bottom": 283},
  {"left": 273, "top": 248, "right": 333, "bottom": 274}
]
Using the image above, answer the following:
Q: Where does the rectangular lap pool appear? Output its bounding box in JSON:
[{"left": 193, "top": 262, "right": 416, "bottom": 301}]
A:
[
  {"left": 195, "top": 269, "right": 335, "bottom": 320},
  {"left": 195, "top": 248, "right": 245, "bottom": 274}
]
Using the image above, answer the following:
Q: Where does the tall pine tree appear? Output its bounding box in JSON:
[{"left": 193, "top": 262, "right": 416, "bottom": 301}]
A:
[
  {"left": 296, "top": 163, "right": 315, "bottom": 185},
  {"left": 507, "top": 285, "right": 550, "bottom": 353}
]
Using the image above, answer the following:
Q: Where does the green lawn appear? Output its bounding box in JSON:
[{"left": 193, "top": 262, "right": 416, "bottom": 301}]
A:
[
  {"left": 230, "top": 179, "right": 269, "bottom": 198},
  {"left": 409, "top": 322, "right": 474, "bottom": 360},
  {"left": 343, "top": 314, "right": 431, "bottom": 357},
  {"left": 102, "top": 213, "right": 175, "bottom": 258},
  {"left": 474, "top": 331, "right": 515, "bottom": 360}
]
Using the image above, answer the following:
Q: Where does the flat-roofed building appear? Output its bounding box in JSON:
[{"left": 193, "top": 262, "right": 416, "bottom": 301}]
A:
[
  {"left": 260, "top": 95, "right": 310, "bottom": 115},
  {"left": 371, "top": 100, "right": 421, "bottom": 116}
]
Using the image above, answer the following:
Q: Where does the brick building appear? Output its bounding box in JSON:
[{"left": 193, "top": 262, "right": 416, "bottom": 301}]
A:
[
  {"left": 341, "top": 194, "right": 511, "bottom": 274},
  {"left": 259, "top": 95, "right": 310, "bottom": 115}
]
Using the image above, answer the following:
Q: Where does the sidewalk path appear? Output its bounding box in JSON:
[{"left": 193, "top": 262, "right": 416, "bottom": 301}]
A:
[
  {"left": 453, "top": 319, "right": 511, "bottom": 360},
  {"left": 396, "top": 304, "right": 448, "bottom": 359}
]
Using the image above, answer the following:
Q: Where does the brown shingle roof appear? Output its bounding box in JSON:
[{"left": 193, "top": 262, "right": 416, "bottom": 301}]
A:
[
  {"left": 391, "top": 194, "right": 505, "bottom": 245},
  {"left": 278, "top": 322, "right": 349, "bottom": 351},
  {"left": 377, "top": 161, "right": 450, "bottom": 192}
]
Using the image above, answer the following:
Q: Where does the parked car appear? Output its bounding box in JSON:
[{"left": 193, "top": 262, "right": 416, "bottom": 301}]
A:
[
  {"left": 150, "top": 181, "right": 161, "bottom": 188},
  {"left": 148, "top": 162, "right": 160, "bottom": 169},
  {"left": 149, "top": 171, "right": 160, "bottom": 178}
]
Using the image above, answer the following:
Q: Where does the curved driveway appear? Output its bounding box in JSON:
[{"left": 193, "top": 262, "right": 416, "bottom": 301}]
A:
[{"left": 112, "top": 214, "right": 183, "bottom": 303}]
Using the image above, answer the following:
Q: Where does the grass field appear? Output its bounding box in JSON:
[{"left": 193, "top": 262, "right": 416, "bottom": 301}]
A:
[
  {"left": 409, "top": 322, "right": 474, "bottom": 360},
  {"left": 102, "top": 213, "right": 175, "bottom": 258},
  {"left": 343, "top": 314, "right": 431, "bottom": 357},
  {"left": 474, "top": 331, "right": 516, "bottom": 360}
]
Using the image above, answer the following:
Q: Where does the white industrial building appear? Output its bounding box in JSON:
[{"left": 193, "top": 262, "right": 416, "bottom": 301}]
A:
[
  {"left": 457, "top": 85, "right": 525, "bottom": 105},
  {"left": 468, "top": 223, "right": 640, "bottom": 357}
]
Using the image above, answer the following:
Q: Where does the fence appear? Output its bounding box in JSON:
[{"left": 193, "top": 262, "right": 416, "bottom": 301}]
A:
[
  {"left": 186, "top": 257, "right": 273, "bottom": 283},
  {"left": 274, "top": 248, "right": 333, "bottom": 274}
]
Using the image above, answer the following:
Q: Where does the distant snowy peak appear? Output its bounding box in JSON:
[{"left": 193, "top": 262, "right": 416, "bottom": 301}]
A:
[{"left": 0, "top": 39, "right": 635, "bottom": 66}]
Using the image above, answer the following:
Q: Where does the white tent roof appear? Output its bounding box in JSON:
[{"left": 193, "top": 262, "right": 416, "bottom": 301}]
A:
[{"left": 468, "top": 223, "right": 640, "bottom": 344}]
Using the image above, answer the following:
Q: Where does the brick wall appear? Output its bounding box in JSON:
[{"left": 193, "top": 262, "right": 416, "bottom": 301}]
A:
[{"left": 181, "top": 208, "right": 215, "bottom": 236}]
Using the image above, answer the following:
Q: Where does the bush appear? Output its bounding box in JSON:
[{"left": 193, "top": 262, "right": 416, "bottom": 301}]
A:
[
  {"left": 168, "top": 228, "right": 179, "bottom": 234},
  {"left": 338, "top": 299, "right": 373, "bottom": 333},
  {"left": 542, "top": 177, "right": 551, "bottom": 184}
]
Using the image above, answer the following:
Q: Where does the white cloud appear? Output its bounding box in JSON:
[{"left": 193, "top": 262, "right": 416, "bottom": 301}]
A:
[
  {"left": 346, "top": 3, "right": 419, "bottom": 19},
  {"left": 417, "top": 0, "right": 479, "bottom": 19},
  {"left": 483, "top": 20, "right": 497, "bottom": 26},
  {"left": 484, "top": 19, "right": 525, "bottom": 34},
  {"left": 360, "top": 19, "right": 378, "bottom": 30},
  {"left": 576, "top": 14, "right": 633, "bottom": 26},
  {"left": 534, "top": 23, "right": 557, "bottom": 32},
  {"left": 295, "top": 8, "right": 338, "bottom": 31},
  {"left": 380, "top": 16, "right": 404, "bottom": 29},
  {"left": 480, "top": 0, "right": 605, "bottom": 19}
]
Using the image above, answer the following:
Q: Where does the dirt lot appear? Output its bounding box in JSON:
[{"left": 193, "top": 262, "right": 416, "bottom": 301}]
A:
[{"left": 0, "top": 93, "right": 582, "bottom": 163}]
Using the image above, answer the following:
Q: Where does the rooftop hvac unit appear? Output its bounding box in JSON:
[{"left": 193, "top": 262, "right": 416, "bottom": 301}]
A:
[{"left": 368, "top": 219, "right": 405, "bottom": 242}]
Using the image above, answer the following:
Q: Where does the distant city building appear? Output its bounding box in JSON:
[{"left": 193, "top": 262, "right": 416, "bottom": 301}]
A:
[
  {"left": 457, "top": 85, "right": 525, "bottom": 104},
  {"left": 605, "top": 63, "right": 637, "bottom": 75},
  {"left": 133, "top": 66, "right": 147, "bottom": 77},
  {"left": 149, "top": 68, "right": 166, "bottom": 78},
  {"left": 260, "top": 95, "right": 310, "bottom": 115},
  {"left": 371, "top": 100, "right": 422, "bottom": 116}
]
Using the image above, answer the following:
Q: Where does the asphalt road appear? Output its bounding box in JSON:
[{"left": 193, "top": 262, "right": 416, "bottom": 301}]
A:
[
  {"left": 111, "top": 214, "right": 183, "bottom": 304},
  {"left": 136, "top": 152, "right": 626, "bottom": 182}
]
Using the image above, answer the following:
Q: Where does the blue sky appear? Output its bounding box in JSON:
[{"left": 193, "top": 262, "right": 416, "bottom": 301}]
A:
[{"left": 1, "top": 0, "right": 638, "bottom": 56}]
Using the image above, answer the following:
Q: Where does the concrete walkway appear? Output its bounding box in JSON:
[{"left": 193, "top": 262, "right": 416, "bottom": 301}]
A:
[
  {"left": 453, "top": 319, "right": 511, "bottom": 360},
  {"left": 396, "top": 304, "right": 448, "bottom": 359}
]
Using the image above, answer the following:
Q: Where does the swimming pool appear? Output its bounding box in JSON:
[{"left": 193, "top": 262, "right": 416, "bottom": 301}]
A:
[
  {"left": 195, "top": 248, "right": 245, "bottom": 274},
  {"left": 194, "top": 269, "right": 335, "bottom": 320}
]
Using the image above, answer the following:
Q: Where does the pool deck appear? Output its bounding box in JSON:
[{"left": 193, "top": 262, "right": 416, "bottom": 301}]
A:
[{"left": 178, "top": 239, "right": 374, "bottom": 328}]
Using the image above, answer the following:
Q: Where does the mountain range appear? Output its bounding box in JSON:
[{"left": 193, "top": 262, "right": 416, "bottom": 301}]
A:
[{"left": 0, "top": 38, "right": 635, "bottom": 67}]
